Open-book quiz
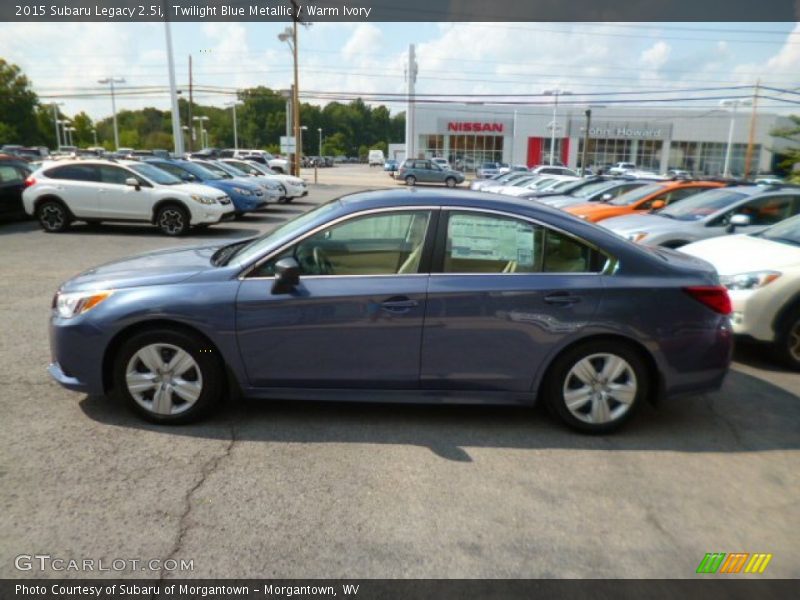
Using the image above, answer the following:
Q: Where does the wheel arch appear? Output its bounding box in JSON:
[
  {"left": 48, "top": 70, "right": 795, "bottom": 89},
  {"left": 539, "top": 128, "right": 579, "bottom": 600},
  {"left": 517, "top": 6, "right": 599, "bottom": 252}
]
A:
[
  {"left": 102, "top": 319, "right": 238, "bottom": 397},
  {"left": 771, "top": 293, "right": 800, "bottom": 339},
  {"left": 151, "top": 198, "right": 190, "bottom": 224},
  {"left": 535, "top": 333, "right": 664, "bottom": 405},
  {"left": 34, "top": 194, "right": 73, "bottom": 218}
]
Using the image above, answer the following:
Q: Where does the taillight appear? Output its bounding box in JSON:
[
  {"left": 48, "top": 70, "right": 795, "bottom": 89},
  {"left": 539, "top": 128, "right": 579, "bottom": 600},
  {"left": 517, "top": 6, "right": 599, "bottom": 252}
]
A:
[
  {"left": 24, "top": 176, "right": 36, "bottom": 188},
  {"left": 683, "top": 285, "right": 732, "bottom": 315}
]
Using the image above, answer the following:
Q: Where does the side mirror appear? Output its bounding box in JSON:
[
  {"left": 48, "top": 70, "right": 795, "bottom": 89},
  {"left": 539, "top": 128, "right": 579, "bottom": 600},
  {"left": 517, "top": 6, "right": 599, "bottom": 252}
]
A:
[
  {"left": 271, "top": 257, "right": 301, "bottom": 294},
  {"left": 650, "top": 199, "right": 666, "bottom": 211},
  {"left": 600, "top": 192, "right": 613, "bottom": 202},
  {"left": 125, "top": 177, "right": 141, "bottom": 190},
  {"left": 726, "top": 213, "right": 751, "bottom": 233}
]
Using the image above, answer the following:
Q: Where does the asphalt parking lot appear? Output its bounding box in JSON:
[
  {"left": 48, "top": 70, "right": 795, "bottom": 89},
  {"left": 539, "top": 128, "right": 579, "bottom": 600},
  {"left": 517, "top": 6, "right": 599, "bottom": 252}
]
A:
[{"left": 1, "top": 170, "right": 798, "bottom": 579}]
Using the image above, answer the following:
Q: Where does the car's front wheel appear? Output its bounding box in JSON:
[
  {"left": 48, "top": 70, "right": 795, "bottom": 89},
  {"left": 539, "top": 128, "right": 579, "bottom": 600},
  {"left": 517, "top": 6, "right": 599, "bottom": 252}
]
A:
[
  {"left": 37, "top": 199, "right": 71, "bottom": 233},
  {"left": 113, "top": 328, "right": 223, "bottom": 424},
  {"left": 544, "top": 340, "right": 648, "bottom": 433},
  {"left": 156, "top": 204, "right": 190, "bottom": 236},
  {"left": 445, "top": 177, "right": 457, "bottom": 188},
  {"left": 405, "top": 175, "right": 416, "bottom": 186},
  {"left": 775, "top": 306, "right": 800, "bottom": 370}
]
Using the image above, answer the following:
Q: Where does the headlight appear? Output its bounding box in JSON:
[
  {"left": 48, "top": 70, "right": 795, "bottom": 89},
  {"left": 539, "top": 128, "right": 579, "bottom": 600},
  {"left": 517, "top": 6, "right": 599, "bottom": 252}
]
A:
[
  {"left": 262, "top": 181, "right": 281, "bottom": 190},
  {"left": 231, "top": 187, "right": 252, "bottom": 196},
  {"left": 53, "top": 290, "right": 113, "bottom": 319},
  {"left": 627, "top": 232, "right": 648, "bottom": 243},
  {"left": 190, "top": 194, "right": 216, "bottom": 205},
  {"left": 720, "top": 271, "right": 781, "bottom": 291}
]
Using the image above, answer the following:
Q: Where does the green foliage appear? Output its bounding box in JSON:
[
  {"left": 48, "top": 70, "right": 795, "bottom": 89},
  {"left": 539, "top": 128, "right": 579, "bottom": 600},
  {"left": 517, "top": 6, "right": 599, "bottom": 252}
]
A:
[
  {"left": 0, "top": 58, "right": 44, "bottom": 145},
  {"left": 771, "top": 115, "right": 800, "bottom": 182}
]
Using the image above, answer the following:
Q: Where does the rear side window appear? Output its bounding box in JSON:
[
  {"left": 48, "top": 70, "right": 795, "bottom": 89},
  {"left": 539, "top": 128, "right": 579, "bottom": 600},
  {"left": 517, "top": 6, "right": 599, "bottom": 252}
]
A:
[
  {"left": 44, "top": 164, "right": 99, "bottom": 182},
  {"left": 0, "top": 164, "right": 23, "bottom": 183}
]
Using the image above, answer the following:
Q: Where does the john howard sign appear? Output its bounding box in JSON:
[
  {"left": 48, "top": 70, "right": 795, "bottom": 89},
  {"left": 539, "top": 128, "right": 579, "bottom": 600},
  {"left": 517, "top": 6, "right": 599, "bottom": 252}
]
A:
[{"left": 568, "top": 120, "right": 672, "bottom": 140}]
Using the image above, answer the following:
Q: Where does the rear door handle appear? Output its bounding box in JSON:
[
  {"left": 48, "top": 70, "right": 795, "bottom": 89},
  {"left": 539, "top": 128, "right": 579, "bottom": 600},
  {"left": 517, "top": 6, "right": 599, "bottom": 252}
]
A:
[
  {"left": 543, "top": 292, "right": 581, "bottom": 305},
  {"left": 380, "top": 297, "right": 419, "bottom": 313}
]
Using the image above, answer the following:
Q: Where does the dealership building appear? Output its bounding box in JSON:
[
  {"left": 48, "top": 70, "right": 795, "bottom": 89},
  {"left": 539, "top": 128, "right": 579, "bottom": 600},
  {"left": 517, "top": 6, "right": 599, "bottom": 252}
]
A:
[{"left": 394, "top": 103, "right": 793, "bottom": 175}]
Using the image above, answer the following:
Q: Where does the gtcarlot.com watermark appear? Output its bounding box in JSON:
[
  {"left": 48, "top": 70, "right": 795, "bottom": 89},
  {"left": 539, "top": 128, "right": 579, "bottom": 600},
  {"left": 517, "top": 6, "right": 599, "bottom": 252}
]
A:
[{"left": 14, "top": 554, "right": 194, "bottom": 573}]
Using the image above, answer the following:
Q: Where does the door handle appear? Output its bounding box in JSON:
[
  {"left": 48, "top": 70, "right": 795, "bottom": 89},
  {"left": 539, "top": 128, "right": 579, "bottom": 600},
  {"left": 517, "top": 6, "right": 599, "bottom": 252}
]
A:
[
  {"left": 543, "top": 292, "right": 581, "bottom": 305},
  {"left": 380, "top": 297, "right": 419, "bottom": 313}
]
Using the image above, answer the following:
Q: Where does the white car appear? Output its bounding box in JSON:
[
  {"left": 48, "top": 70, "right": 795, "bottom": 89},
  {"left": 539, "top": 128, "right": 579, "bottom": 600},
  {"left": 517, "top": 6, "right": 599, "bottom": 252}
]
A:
[
  {"left": 234, "top": 149, "right": 289, "bottom": 173},
  {"left": 681, "top": 215, "right": 800, "bottom": 369},
  {"left": 368, "top": 149, "right": 385, "bottom": 166},
  {"left": 22, "top": 159, "right": 234, "bottom": 236},
  {"left": 496, "top": 175, "right": 568, "bottom": 197},
  {"left": 219, "top": 158, "right": 308, "bottom": 202},
  {"left": 431, "top": 157, "right": 450, "bottom": 170}
]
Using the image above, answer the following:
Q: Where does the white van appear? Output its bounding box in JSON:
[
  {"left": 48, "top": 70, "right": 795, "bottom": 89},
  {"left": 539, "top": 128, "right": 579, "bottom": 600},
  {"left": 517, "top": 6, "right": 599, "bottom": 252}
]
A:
[{"left": 368, "top": 149, "right": 385, "bottom": 167}]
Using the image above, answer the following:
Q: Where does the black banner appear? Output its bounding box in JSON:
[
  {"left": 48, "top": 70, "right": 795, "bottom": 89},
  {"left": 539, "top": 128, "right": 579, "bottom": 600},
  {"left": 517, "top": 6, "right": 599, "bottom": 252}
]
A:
[
  {"left": 2, "top": 580, "right": 798, "bottom": 600},
  {"left": 3, "top": 0, "right": 799, "bottom": 22}
]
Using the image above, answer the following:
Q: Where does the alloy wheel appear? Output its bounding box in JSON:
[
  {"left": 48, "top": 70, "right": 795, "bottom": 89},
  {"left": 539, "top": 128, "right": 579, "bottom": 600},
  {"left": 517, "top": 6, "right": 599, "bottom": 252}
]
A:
[
  {"left": 125, "top": 343, "right": 203, "bottom": 416},
  {"left": 159, "top": 208, "right": 185, "bottom": 235},
  {"left": 562, "top": 353, "right": 637, "bottom": 425},
  {"left": 40, "top": 204, "right": 65, "bottom": 231}
]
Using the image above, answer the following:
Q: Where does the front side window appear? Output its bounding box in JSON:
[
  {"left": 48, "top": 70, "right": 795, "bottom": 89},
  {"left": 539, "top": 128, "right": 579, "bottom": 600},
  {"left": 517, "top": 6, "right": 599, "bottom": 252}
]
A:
[
  {"left": 733, "top": 195, "right": 800, "bottom": 226},
  {"left": 255, "top": 210, "right": 432, "bottom": 277},
  {"left": 443, "top": 212, "right": 604, "bottom": 274},
  {"left": 97, "top": 165, "right": 132, "bottom": 185}
]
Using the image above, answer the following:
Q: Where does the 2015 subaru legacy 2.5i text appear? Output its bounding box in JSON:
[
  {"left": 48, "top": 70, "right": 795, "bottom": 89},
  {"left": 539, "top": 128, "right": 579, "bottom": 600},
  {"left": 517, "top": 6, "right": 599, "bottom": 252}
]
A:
[{"left": 46, "top": 189, "right": 732, "bottom": 433}]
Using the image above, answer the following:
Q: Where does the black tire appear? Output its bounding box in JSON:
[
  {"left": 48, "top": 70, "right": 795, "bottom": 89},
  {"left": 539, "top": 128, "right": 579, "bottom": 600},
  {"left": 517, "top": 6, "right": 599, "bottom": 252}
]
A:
[
  {"left": 36, "top": 199, "right": 71, "bottom": 233},
  {"left": 284, "top": 197, "right": 294, "bottom": 203},
  {"left": 112, "top": 328, "right": 224, "bottom": 424},
  {"left": 445, "top": 177, "right": 457, "bottom": 188},
  {"left": 774, "top": 305, "right": 800, "bottom": 370},
  {"left": 156, "top": 204, "right": 190, "bottom": 236},
  {"left": 543, "top": 339, "right": 649, "bottom": 434},
  {"left": 405, "top": 175, "right": 416, "bottom": 186}
]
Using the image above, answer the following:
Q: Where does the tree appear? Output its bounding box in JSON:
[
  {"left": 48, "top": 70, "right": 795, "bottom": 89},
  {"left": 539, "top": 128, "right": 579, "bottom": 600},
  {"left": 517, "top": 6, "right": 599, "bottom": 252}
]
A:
[
  {"left": 0, "top": 59, "right": 42, "bottom": 146},
  {"left": 771, "top": 116, "right": 800, "bottom": 182},
  {"left": 322, "top": 132, "right": 347, "bottom": 156}
]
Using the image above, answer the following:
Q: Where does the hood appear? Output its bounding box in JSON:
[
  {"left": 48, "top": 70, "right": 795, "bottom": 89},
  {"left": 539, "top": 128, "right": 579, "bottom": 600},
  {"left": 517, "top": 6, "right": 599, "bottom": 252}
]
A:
[
  {"left": 680, "top": 234, "right": 800, "bottom": 275},
  {"left": 61, "top": 244, "right": 221, "bottom": 293},
  {"left": 598, "top": 213, "right": 683, "bottom": 236},
  {"left": 566, "top": 202, "right": 632, "bottom": 222}
]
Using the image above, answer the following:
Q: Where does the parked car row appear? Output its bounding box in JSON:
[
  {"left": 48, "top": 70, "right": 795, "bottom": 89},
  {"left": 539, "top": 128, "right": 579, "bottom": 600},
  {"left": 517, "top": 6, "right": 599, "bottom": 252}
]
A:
[{"left": 18, "top": 156, "right": 309, "bottom": 236}]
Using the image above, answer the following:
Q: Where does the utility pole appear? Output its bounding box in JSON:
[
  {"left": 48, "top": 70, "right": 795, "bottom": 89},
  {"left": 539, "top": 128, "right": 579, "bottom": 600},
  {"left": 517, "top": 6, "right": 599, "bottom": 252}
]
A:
[
  {"left": 164, "top": 20, "right": 184, "bottom": 156},
  {"left": 187, "top": 55, "right": 194, "bottom": 152},
  {"left": 98, "top": 76, "right": 125, "bottom": 150},
  {"left": 292, "top": 7, "right": 301, "bottom": 177},
  {"left": 50, "top": 102, "right": 63, "bottom": 150},
  {"left": 581, "top": 109, "right": 592, "bottom": 177},
  {"left": 404, "top": 44, "right": 417, "bottom": 161},
  {"left": 743, "top": 80, "right": 760, "bottom": 180}
]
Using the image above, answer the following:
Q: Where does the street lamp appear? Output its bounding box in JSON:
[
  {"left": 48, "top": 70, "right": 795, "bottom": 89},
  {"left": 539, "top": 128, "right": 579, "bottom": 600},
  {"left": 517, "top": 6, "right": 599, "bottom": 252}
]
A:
[
  {"left": 720, "top": 98, "right": 753, "bottom": 178},
  {"left": 193, "top": 116, "right": 210, "bottom": 148},
  {"left": 279, "top": 21, "right": 301, "bottom": 176},
  {"left": 300, "top": 125, "right": 308, "bottom": 165},
  {"left": 225, "top": 100, "right": 243, "bottom": 152},
  {"left": 317, "top": 127, "right": 323, "bottom": 156},
  {"left": 543, "top": 88, "right": 572, "bottom": 166},
  {"left": 65, "top": 126, "right": 76, "bottom": 147},
  {"left": 98, "top": 76, "right": 125, "bottom": 150},
  {"left": 57, "top": 120, "right": 70, "bottom": 149}
]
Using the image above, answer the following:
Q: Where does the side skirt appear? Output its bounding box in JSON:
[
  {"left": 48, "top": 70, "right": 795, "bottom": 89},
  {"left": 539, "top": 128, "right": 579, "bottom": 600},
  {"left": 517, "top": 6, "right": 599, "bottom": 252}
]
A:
[{"left": 239, "top": 387, "right": 536, "bottom": 406}]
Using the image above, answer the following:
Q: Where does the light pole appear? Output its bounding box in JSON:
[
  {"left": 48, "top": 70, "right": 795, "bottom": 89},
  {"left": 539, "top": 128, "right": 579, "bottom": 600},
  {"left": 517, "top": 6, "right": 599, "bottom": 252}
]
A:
[
  {"left": 720, "top": 98, "right": 752, "bottom": 178},
  {"left": 193, "top": 116, "right": 209, "bottom": 149},
  {"left": 164, "top": 21, "right": 184, "bottom": 156},
  {"left": 98, "top": 76, "right": 125, "bottom": 150},
  {"left": 57, "top": 120, "right": 70, "bottom": 149},
  {"left": 92, "top": 128, "right": 98, "bottom": 146},
  {"left": 300, "top": 125, "right": 308, "bottom": 165},
  {"left": 543, "top": 88, "right": 572, "bottom": 165},
  {"left": 65, "top": 126, "right": 75, "bottom": 147},
  {"left": 279, "top": 18, "right": 301, "bottom": 176},
  {"left": 225, "top": 100, "right": 243, "bottom": 152},
  {"left": 317, "top": 127, "right": 323, "bottom": 156},
  {"left": 50, "top": 102, "right": 64, "bottom": 150}
]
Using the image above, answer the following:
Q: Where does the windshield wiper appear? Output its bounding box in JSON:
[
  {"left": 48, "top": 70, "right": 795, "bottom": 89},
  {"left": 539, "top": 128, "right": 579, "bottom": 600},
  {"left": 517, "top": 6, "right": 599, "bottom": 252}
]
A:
[{"left": 765, "top": 236, "right": 800, "bottom": 247}]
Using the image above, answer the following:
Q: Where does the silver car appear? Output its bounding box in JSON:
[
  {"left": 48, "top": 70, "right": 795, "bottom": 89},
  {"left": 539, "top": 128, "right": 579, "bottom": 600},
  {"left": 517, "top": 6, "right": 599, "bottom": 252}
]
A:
[
  {"left": 600, "top": 185, "right": 800, "bottom": 248},
  {"left": 538, "top": 179, "right": 650, "bottom": 209}
]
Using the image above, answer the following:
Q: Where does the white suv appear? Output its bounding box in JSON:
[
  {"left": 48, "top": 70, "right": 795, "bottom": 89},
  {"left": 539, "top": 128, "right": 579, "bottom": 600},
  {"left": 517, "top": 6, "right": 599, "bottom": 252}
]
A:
[{"left": 22, "top": 160, "right": 234, "bottom": 236}]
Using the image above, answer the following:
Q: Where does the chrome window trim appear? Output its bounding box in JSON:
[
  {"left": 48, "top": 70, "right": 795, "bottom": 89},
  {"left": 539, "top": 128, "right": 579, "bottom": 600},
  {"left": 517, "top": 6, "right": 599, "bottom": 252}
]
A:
[
  {"left": 238, "top": 204, "right": 618, "bottom": 281},
  {"left": 238, "top": 205, "right": 440, "bottom": 281}
]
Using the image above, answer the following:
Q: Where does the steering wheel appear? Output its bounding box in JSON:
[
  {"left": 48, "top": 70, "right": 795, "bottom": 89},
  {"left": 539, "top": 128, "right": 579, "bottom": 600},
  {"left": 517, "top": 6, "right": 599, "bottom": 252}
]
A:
[{"left": 312, "top": 246, "right": 333, "bottom": 275}]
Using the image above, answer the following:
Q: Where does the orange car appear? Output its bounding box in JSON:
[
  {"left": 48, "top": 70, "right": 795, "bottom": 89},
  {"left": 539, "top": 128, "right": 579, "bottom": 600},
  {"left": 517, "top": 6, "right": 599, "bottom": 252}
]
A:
[{"left": 566, "top": 180, "right": 726, "bottom": 222}]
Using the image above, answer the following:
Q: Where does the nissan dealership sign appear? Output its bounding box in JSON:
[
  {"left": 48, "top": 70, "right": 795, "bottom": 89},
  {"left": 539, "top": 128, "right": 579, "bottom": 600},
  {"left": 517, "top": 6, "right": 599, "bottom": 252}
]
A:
[
  {"left": 568, "top": 120, "right": 672, "bottom": 140},
  {"left": 437, "top": 118, "right": 512, "bottom": 134}
]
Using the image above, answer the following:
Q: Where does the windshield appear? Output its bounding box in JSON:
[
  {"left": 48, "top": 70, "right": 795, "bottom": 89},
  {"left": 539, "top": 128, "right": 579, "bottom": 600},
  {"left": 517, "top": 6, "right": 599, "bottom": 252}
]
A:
[
  {"left": 195, "top": 161, "right": 233, "bottom": 179},
  {"left": 658, "top": 189, "right": 748, "bottom": 221},
  {"left": 571, "top": 180, "right": 616, "bottom": 198},
  {"left": 229, "top": 200, "right": 341, "bottom": 265},
  {"left": 549, "top": 179, "right": 577, "bottom": 191},
  {"left": 759, "top": 215, "right": 800, "bottom": 246},
  {"left": 175, "top": 161, "right": 223, "bottom": 180},
  {"left": 510, "top": 175, "right": 538, "bottom": 187},
  {"left": 128, "top": 163, "right": 182, "bottom": 185},
  {"left": 608, "top": 183, "right": 666, "bottom": 206}
]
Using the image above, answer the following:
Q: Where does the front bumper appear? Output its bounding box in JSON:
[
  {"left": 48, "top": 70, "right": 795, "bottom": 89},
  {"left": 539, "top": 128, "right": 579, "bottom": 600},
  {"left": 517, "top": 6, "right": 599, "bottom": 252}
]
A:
[
  {"left": 49, "top": 315, "right": 108, "bottom": 396},
  {"left": 194, "top": 205, "right": 235, "bottom": 225},
  {"left": 728, "top": 288, "right": 778, "bottom": 342},
  {"left": 48, "top": 362, "right": 89, "bottom": 393}
]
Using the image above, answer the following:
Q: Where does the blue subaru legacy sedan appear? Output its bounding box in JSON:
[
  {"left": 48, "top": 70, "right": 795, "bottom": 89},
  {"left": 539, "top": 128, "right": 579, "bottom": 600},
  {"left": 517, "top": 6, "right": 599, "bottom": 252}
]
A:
[{"left": 47, "top": 189, "right": 733, "bottom": 432}]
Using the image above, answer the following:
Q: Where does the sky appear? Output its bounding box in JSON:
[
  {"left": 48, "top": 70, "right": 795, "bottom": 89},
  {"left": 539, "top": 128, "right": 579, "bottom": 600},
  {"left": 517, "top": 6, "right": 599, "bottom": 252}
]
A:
[{"left": 0, "top": 21, "right": 798, "bottom": 121}]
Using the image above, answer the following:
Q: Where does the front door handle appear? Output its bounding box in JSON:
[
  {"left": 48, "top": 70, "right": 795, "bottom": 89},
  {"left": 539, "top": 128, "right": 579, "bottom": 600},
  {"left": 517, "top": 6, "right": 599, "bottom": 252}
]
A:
[
  {"left": 543, "top": 292, "right": 581, "bottom": 305},
  {"left": 380, "top": 297, "right": 419, "bottom": 313}
]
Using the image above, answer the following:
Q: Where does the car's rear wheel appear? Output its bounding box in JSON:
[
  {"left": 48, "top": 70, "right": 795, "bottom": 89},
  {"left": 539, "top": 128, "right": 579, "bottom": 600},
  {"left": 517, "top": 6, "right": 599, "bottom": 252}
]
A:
[
  {"left": 405, "top": 175, "right": 416, "bottom": 186},
  {"left": 544, "top": 340, "right": 648, "bottom": 433},
  {"left": 156, "top": 204, "right": 189, "bottom": 236},
  {"left": 37, "top": 199, "right": 71, "bottom": 233},
  {"left": 113, "top": 329, "right": 223, "bottom": 424},
  {"left": 445, "top": 177, "right": 457, "bottom": 188},
  {"left": 775, "top": 306, "right": 800, "bottom": 370}
]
